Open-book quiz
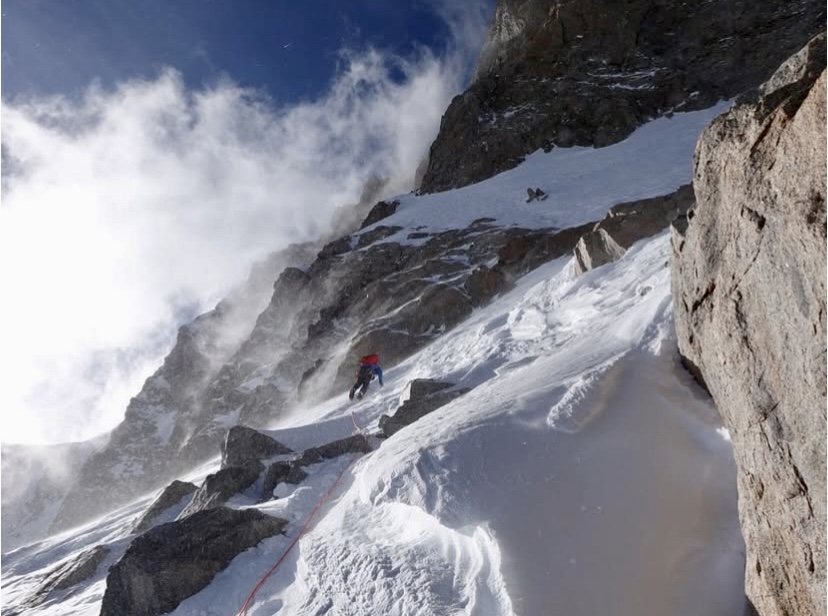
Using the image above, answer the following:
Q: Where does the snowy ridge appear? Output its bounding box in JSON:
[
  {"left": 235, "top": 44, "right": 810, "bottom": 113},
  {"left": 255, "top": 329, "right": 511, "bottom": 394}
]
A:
[{"left": 1, "top": 104, "right": 748, "bottom": 615}]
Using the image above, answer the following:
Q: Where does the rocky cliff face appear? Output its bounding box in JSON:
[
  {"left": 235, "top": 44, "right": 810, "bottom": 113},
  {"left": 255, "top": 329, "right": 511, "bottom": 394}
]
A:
[
  {"left": 672, "top": 34, "right": 826, "bottom": 616},
  {"left": 49, "top": 202, "right": 595, "bottom": 533},
  {"left": 419, "top": 0, "right": 825, "bottom": 193},
  {"left": 50, "top": 243, "right": 318, "bottom": 533}
]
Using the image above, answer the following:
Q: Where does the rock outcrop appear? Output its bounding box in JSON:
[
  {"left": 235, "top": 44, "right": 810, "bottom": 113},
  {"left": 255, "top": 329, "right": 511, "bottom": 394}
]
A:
[
  {"left": 100, "top": 507, "right": 286, "bottom": 616},
  {"left": 178, "top": 463, "right": 263, "bottom": 518},
  {"left": 221, "top": 425, "right": 292, "bottom": 469},
  {"left": 132, "top": 480, "right": 198, "bottom": 534},
  {"left": 420, "top": 0, "right": 825, "bottom": 193},
  {"left": 261, "top": 461, "right": 308, "bottom": 500},
  {"left": 359, "top": 199, "right": 400, "bottom": 229},
  {"left": 672, "top": 34, "right": 826, "bottom": 616},
  {"left": 294, "top": 434, "right": 374, "bottom": 466},
  {"left": 379, "top": 379, "right": 471, "bottom": 438},
  {"left": 574, "top": 184, "right": 694, "bottom": 273},
  {"left": 20, "top": 545, "right": 111, "bottom": 613}
]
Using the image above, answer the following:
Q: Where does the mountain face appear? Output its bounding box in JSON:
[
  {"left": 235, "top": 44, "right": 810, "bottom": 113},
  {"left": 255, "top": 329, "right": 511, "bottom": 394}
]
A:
[
  {"left": 49, "top": 243, "right": 319, "bottom": 533},
  {"left": 50, "top": 207, "right": 596, "bottom": 533},
  {"left": 2, "top": 3, "right": 825, "bottom": 615},
  {"left": 419, "top": 0, "right": 825, "bottom": 193},
  {"left": 672, "top": 34, "right": 826, "bottom": 616},
  {"left": 33, "top": 0, "right": 825, "bottom": 542}
]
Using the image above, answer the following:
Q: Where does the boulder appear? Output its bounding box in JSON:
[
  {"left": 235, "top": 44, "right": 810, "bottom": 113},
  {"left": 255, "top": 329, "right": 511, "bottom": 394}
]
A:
[
  {"left": 295, "top": 435, "right": 373, "bottom": 466},
  {"left": 407, "top": 378, "right": 455, "bottom": 399},
  {"left": 574, "top": 184, "right": 695, "bottom": 273},
  {"left": 221, "top": 425, "right": 292, "bottom": 469},
  {"left": 100, "top": 507, "right": 286, "bottom": 616},
  {"left": 261, "top": 461, "right": 309, "bottom": 500},
  {"left": 360, "top": 200, "right": 400, "bottom": 229},
  {"left": 573, "top": 228, "right": 627, "bottom": 273},
  {"left": 671, "top": 34, "right": 826, "bottom": 616},
  {"left": 379, "top": 380, "right": 471, "bottom": 438},
  {"left": 177, "top": 463, "right": 263, "bottom": 519},
  {"left": 132, "top": 480, "right": 198, "bottom": 534}
]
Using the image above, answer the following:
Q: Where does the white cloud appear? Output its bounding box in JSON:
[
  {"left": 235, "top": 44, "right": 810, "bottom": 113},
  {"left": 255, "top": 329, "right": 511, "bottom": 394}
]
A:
[{"left": 0, "top": 26, "right": 484, "bottom": 444}]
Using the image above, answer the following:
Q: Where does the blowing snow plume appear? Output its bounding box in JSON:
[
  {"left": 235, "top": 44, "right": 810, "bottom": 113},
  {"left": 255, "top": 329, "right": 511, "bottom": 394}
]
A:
[{"left": 0, "top": 14, "right": 488, "bottom": 446}]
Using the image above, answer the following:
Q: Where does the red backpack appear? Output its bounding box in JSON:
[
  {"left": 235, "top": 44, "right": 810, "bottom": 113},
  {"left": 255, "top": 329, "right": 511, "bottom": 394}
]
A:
[{"left": 360, "top": 353, "right": 379, "bottom": 365}]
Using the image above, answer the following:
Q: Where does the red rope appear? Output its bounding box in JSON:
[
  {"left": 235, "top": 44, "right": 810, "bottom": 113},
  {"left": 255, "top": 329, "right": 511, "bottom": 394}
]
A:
[{"left": 236, "top": 451, "right": 361, "bottom": 616}]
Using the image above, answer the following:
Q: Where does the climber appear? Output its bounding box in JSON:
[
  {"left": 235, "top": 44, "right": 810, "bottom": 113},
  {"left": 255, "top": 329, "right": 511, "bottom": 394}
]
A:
[{"left": 349, "top": 353, "right": 383, "bottom": 400}]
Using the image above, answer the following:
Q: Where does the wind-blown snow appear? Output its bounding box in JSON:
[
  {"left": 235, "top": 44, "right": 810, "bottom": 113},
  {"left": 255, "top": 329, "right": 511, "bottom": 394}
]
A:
[{"left": 1, "top": 103, "right": 747, "bottom": 616}]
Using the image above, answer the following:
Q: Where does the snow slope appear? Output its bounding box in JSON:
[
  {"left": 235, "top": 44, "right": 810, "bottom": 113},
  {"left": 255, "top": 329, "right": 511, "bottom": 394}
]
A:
[
  {"left": 1, "top": 103, "right": 747, "bottom": 615},
  {"left": 379, "top": 101, "right": 730, "bottom": 239}
]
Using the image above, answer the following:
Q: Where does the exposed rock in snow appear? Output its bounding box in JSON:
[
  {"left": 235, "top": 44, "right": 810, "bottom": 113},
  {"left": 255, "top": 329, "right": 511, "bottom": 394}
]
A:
[
  {"left": 20, "top": 545, "right": 111, "bottom": 613},
  {"left": 574, "top": 183, "right": 694, "bottom": 273},
  {"left": 295, "top": 434, "right": 374, "bottom": 466},
  {"left": 359, "top": 199, "right": 400, "bottom": 229},
  {"left": 221, "top": 425, "right": 292, "bottom": 469},
  {"left": 260, "top": 435, "right": 375, "bottom": 500},
  {"left": 672, "top": 33, "right": 826, "bottom": 616},
  {"left": 379, "top": 379, "right": 471, "bottom": 437},
  {"left": 525, "top": 187, "right": 547, "bottom": 202},
  {"left": 178, "top": 463, "right": 263, "bottom": 518},
  {"left": 261, "top": 461, "right": 308, "bottom": 500},
  {"left": 100, "top": 507, "right": 286, "bottom": 616},
  {"left": 131, "top": 480, "right": 198, "bottom": 534},
  {"left": 355, "top": 224, "right": 404, "bottom": 249},
  {"left": 407, "top": 377, "right": 456, "bottom": 399}
]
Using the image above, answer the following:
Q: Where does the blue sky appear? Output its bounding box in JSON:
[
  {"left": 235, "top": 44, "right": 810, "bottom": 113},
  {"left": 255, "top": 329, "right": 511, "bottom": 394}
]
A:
[
  {"left": 2, "top": 0, "right": 472, "bottom": 105},
  {"left": 0, "top": 0, "right": 495, "bottom": 444}
]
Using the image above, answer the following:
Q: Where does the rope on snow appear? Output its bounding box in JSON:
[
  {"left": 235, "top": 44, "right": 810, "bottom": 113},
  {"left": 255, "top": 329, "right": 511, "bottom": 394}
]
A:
[{"left": 236, "top": 452, "right": 360, "bottom": 616}]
